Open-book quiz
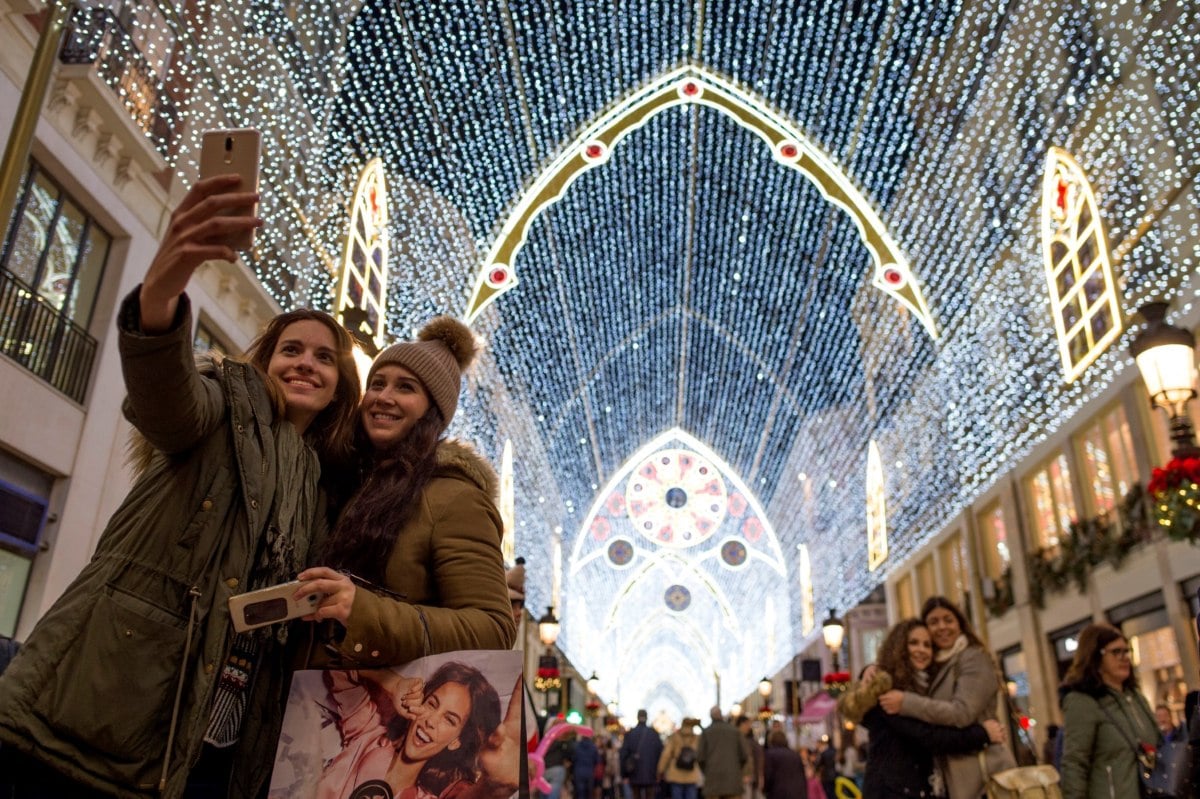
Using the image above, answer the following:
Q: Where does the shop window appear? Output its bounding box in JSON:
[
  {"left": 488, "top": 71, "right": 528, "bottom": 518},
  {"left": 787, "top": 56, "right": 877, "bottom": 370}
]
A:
[
  {"left": 0, "top": 549, "right": 32, "bottom": 638},
  {"left": 193, "top": 319, "right": 231, "bottom": 358},
  {"left": 1076, "top": 401, "right": 1139, "bottom": 515},
  {"left": 938, "top": 532, "right": 969, "bottom": 607},
  {"left": 1026, "top": 452, "right": 1077, "bottom": 551},
  {"left": 2, "top": 160, "right": 111, "bottom": 327},
  {"left": 916, "top": 555, "right": 937, "bottom": 603},
  {"left": 0, "top": 452, "right": 54, "bottom": 637},
  {"left": 1000, "top": 647, "right": 1035, "bottom": 763},
  {"left": 1110, "top": 594, "right": 1187, "bottom": 712},
  {"left": 895, "top": 572, "right": 915, "bottom": 619},
  {"left": 1048, "top": 619, "right": 1091, "bottom": 682},
  {"left": 976, "top": 500, "right": 1011, "bottom": 579}
]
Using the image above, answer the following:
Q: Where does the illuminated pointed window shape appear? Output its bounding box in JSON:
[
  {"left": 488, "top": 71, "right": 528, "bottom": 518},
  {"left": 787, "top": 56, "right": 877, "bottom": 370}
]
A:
[
  {"left": 866, "top": 440, "right": 888, "bottom": 571},
  {"left": 499, "top": 440, "right": 515, "bottom": 564},
  {"left": 797, "top": 544, "right": 815, "bottom": 635},
  {"left": 336, "top": 158, "right": 389, "bottom": 352},
  {"left": 466, "top": 65, "right": 937, "bottom": 339},
  {"left": 1041, "top": 148, "right": 1123, "bottom": 382}
]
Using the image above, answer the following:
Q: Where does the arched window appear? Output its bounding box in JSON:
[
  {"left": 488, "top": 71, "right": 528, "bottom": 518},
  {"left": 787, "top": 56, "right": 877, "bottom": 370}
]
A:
[
  {"left": 1041, "top": 148, "right": 1122, "bottom": 381},
  {"left": 336, "top": 158, "right": 388, "bottom": 353},
  {"left": 866, "top": 440, "right": 888, "bottom": 571}
]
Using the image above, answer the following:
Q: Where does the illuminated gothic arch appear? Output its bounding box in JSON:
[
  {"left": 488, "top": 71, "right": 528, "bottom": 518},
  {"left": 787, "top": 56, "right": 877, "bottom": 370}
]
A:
[{"left": 466, "top": 64, "right": 938, "bottom": 338}]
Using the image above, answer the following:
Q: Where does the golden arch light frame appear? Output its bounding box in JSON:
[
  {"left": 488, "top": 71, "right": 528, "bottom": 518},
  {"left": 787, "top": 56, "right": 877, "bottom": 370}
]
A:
[{"left": 465, "top": 65, "right": 938, "bottom": 339}]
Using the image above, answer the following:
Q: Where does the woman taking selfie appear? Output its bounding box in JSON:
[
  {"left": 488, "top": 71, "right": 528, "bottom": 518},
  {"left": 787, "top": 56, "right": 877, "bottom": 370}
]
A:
[
  {"left": 0, "top": 175, "right": 360, "bottom": 799},
  {"left": 1059, "top": 623, "right": 1160, "bottom": 798},
  {"left": 296, "top": 316, "right": 515, "bottom": 666},
  {"left": 840, "top": 618, "right": 1002, "bottom": 798},
  {"left": 877, "top": 596, "right": 1013, "bottom": 798}
]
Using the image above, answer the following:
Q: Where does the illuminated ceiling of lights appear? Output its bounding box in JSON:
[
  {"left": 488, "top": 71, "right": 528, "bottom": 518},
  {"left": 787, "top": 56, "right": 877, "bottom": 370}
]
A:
[{"left": 136, "top": 0, "right": 1198, "bottom": 717}]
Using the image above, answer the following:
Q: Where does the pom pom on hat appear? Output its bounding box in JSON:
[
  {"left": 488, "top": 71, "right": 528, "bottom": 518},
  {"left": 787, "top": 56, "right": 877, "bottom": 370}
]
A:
[
  {"left": 369, "top": 316, "right": 479, "bottom": 427},
  {"left": 418, "top": 316, "right": 478, "bottom": 370}
]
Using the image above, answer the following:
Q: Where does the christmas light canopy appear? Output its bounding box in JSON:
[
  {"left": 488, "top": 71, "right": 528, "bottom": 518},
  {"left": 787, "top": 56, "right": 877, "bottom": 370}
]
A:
[{"left": 100, "top": 0, "right": 1200, "bottom": 717}]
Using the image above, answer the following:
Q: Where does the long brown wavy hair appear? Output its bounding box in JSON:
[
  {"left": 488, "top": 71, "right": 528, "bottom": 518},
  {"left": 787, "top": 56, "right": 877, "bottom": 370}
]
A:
[
  {"left": 877, "top": 618, "right": 931, "bottom": 693},
  {"left": 319, "top": 405, "right": 445, "bottom": 583},
  {"left": 386, "top": 661, "right": 501, "bottom": 795},
  {"left": 128, "top": 309, "right": 360, "bottom": 476},
  {"left": 1061, "top": 623, "right": 1138, "bottom": 695},
  {"left": 243, "top": 309, "right": 360, "bottom": 468}
]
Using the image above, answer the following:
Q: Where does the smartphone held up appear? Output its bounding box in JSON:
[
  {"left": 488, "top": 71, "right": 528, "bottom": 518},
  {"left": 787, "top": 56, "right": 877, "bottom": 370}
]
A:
[{"left": 198, "top": 128, "right": 261, "bottom": 251}]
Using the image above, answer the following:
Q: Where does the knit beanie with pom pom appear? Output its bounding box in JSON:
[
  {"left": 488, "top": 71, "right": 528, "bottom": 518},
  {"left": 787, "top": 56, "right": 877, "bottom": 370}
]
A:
[{"left": 368, "top": 316, "right": 478, "bottom": 429}]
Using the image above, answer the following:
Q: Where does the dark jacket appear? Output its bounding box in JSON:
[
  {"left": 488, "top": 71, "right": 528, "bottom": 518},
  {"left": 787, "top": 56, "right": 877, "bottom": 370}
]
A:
[
  {"left": 763, "top": 744, "right": 808, "bottom": 799},
  {"left": 572, "top": 736, "right": 601, "bottom": 784},
  {"left": 303, "top": 438, "right": 515, "bottom": 667},
  {"left": 860, "top": 706, "right": 990, "bottom": 798},
  {"left": 0, "top": 293, "right": 325, "bottom": 799},
  {"left": 621, "top": 722, "right": 665, "bottom": 787}
]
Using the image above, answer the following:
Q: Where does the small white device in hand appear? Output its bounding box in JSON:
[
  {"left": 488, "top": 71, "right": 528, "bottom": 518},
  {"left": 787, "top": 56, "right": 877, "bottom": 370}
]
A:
[{"left": 228, "top": 580, "right": 322, "bottom": 633}]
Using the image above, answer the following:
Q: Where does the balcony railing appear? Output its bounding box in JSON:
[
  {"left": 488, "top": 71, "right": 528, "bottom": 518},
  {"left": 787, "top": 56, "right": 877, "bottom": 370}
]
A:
[
  {"left": 0, "top": 268, "right": 97, "bottom": 404},
  {"left": 59, "top": 5, "right": 180, "bottom": 157}
]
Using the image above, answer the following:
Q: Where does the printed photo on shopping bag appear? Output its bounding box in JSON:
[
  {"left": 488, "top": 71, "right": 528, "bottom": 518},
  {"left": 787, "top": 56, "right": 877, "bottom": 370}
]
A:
[{"left": 269, "top": 649, "right": 525, "bottom": 799}]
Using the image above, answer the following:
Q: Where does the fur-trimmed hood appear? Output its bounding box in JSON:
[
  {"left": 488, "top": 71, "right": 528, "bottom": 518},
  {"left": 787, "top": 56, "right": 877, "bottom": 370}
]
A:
[{"left": 434, "top": 437, "right": 499, "bottom": 500}]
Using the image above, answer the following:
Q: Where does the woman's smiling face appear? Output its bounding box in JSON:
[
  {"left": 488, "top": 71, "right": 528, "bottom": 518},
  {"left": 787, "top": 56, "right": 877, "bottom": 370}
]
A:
[
  {"left": 907, "top": 624, "right": 934, "bottom": 671},
  {"left": 924, "top": 605, "right": 962, "bottom": 651},
  {"left": 402, "top": 681, "right": 471, "bottom": 763}
]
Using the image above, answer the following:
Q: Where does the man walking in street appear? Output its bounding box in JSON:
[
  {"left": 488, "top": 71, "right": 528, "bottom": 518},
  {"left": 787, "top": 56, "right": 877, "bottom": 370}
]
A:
[
  {"left": 620, "top": 709, "right": 663, "bottom": 799},
  {"left": 698, "top": 706, "right": 749, "bottom": 799}
]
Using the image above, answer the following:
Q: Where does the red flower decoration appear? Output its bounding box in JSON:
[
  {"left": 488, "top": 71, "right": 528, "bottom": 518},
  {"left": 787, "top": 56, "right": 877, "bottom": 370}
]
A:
[
  {"left": 1149, "top": 457, "right": 1200, "bottom": 496},
  {"left": 823, "top": 672, "right": 851, "bottom": 685}
]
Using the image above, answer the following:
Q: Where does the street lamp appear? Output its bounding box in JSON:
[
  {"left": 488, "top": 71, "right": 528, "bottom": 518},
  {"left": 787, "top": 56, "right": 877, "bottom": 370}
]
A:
[
  {"left": 537, "top": 606, "right": 560, "bottom": 647},
  {"left": 1132, "top": 302, "right": 1199, "bottom": 457},
  {"left": 534, "top": 607, "right": 561, "bottom": 721},
  {"left": 822, "top": 608, "right": 846, "bottom": 672},
  {"left": 587, "top": 671, "right": 600, "bottom": 695},
  {"left": 757, "top": 676, "right": 773, "bottom": 721}
]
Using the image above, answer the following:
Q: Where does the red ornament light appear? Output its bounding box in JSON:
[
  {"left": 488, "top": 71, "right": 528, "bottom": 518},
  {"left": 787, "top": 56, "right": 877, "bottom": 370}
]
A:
[
  {"left": 682, "top": 81, "right": 699, "bottom": 96},
  {"left": 883, "top": 267, "right": 904, "bottom": 285},
  {"left": 489, "top": 266, "right": 509, "bottom": 286},
  {"left": 779, "top": 143, "right": 798, "bottom": 159},
  {"left": 585, "top": 143, "right": 604, "bottom": 159}
]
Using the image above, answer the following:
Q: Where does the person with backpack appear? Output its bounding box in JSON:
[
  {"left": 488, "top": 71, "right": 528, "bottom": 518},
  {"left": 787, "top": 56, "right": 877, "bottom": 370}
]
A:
[{"left": 658, "top": 717, "right": 702, "bottom": 799}]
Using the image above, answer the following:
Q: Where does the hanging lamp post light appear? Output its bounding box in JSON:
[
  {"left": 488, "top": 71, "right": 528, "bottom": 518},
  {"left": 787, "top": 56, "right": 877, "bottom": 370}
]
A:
[{"left": 1131, "top": 301, "right": 1199, "bottom": 458}]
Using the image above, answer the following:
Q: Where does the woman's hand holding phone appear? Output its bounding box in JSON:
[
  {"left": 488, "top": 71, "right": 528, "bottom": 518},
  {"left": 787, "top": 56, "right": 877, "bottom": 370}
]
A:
[
  {"left": 139, "top": 175, "right": 262, "bottom": 333},
  {"left": 295, "top": 566, "right": 357, "bottom": 624}
]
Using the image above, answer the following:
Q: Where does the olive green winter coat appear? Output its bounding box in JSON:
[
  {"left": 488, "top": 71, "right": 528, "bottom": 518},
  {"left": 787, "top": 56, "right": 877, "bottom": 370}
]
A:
[
  {"left": 301, "top": 437, "right": 516, "bottom": 668},
  {"left": 1060, "top": 686, "right": 1160, "bottom": 799},
  {"left": 0, "top": 293, "right": 326, "bottom": 799}
]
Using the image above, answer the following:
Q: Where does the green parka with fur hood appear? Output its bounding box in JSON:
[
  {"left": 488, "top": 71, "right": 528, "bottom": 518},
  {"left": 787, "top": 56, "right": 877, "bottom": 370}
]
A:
[
  {"left": 0, "top": 292, "right": 327, "bottom": 799},
  {"left": 301, "top": 437, "right": 516, "bottom": 668}
]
